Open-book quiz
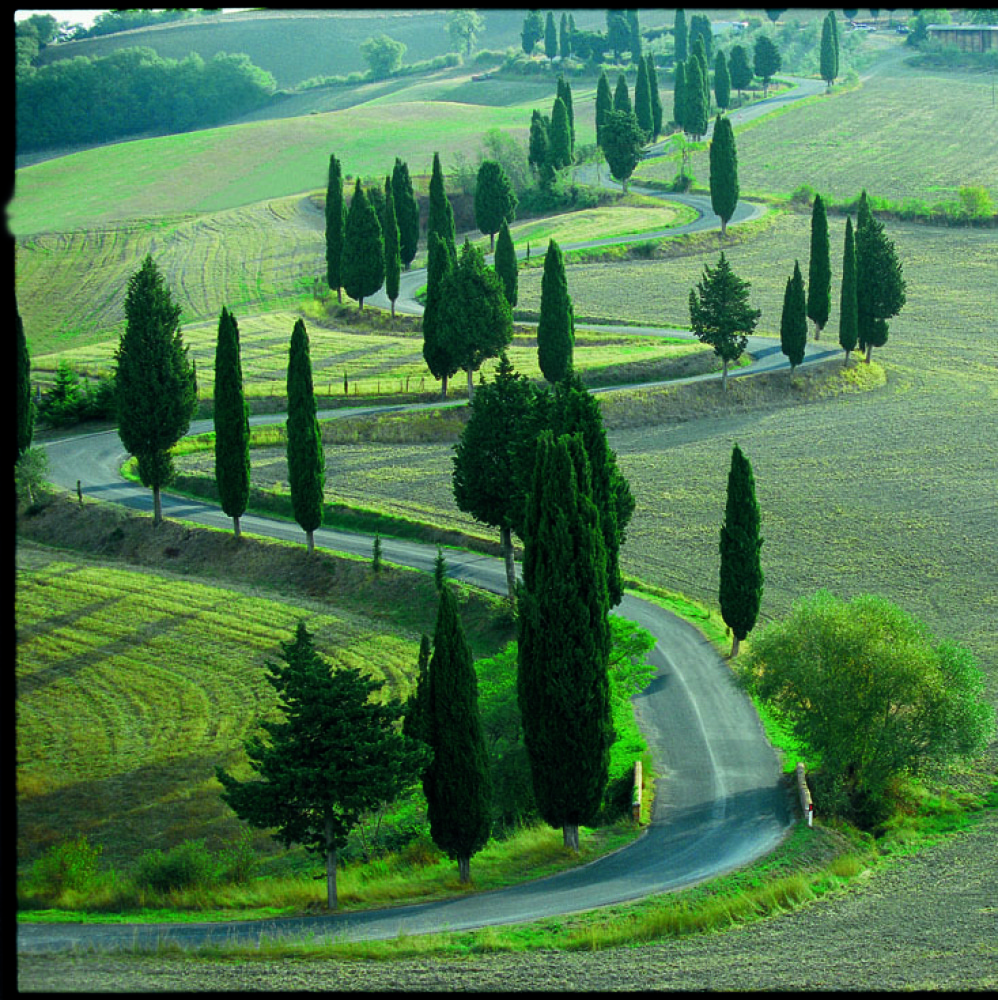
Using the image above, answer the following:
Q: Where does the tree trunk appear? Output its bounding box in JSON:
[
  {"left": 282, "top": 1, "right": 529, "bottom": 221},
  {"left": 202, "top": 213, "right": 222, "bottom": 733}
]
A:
[
  {"left": 500, "top": 524, "right": 517, "bottom": 605},
  {"left": 720, "top": 216, "right": 728, "bottom": 238},
  {"left": 467, "top": 367, "right": 475, "bottom": 400},
  {"left": 731, "top": 633, "right": 741, "bottom": 658},
  {"left": 563, "top": 824, "right": 580, "bottom": 852},
  {"left": 337, "top": 286, "right": 342, "bottom": 304},
  {"left": 490, "top": 232, "right": 495, "bottom": 252},
  {"left": 844, "top": 350, "right": 851, "bottom": 367},
  {"left": 325, "top": 818, "right": 338, "bottom": 910},
  {"left": 233, "top": 515, "right": 241, "bottom": 539},
  {"left": 722, "top": 357, "right": 729, "bottom": 391},
  {"left": 458, "top": 855, "right": 471, "bottom": 883},
  {"left": 306, "top": 528, "right": 315, "bottom": 555},
  {"left": 865, "top": 344, "right": 873, "bottom": 364},
  {"left": 152, "top": 485, "right": 163, "bottom": 527},
  {"left": 358, "top": 297, "right": 364, "bottom": 310},
  {"left": 441, "top": 373, "right": 449, "bottom": 399}
]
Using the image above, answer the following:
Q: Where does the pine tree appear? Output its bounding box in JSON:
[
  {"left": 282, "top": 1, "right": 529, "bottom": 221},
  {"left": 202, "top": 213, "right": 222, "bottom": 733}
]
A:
[
  {"left": 839, "top": 215, "right": 859, "bottom": 365},
  {"left": 16, "top": 295, "right": 34, "bottom": 463},
  {"left": 613, "top": 73, "right": 631, "bottom": 115},
  {"left": 548, "top": 95, "right": 572, "bottom": 171},
  {"left": 806, "top": 193, "right": 832, "bottom": 340},
  {"left": 634, "top": 53, "right": 654, "bottom": 138},
  {"left": 674, "top": 8, "right": 688, "bottom": 63},
  {"left": 595, "top": 70, "right": 613, "bottom": 149},
  {"left": 216, "top": 621, "right": 429, "bottom": 910},
  {"left": 709, "top": 114, "right": 739, "bottom": 237},
  {"left": 392, "top": 157, "right": 420, "bottom": 271},
  {"left": 325, "top": 154, "right": 346, "bottom": 302},
  {"left": 286, "top": 318, "right": 325, "bottom": 554},
  {"left": 517, "top": 430, "right": 612, "bottom": 852},
  {"left": 213, "top": 306, "right": 250, "bottom": 538},
  {"left": 422, "top": 231, "right": 459, "bottom": 397},
  {"left": 780, "top": 259, "right": 808, "bottom": 375},
  {"left": 114, "top": 254, "right": 197, "bottom": 527},
  {"left": 536, "top": 239, "right": 574, "bottom": 384},
  {"left": 341, "top": 179, "right": 384, "bottom": 310},
  {"left": 494, "top": 218, "right": 518, "bottom": 310},
  {"left": 382, "top": 175, "right": 401, "bottom": 321},
  {"left": 855, "top": 190, "right": 906, "bottom": 363},
  {"left": 646, "top": 54, "right": 663, "bottom": 140},
  {"left": 714, "top": 49, "right": 731, "bottom": 111},
  {"left": 719, "top": 443, "right": 764, "bottom": 658},
  {"left": 423, "top": 585, "right": 493, "bottom": 883}
]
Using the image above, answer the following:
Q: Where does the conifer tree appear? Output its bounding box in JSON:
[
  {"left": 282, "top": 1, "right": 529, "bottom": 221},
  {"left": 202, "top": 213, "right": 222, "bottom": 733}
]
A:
[
  {"left": 341, "top": 179, "right": 384, "bottom": 310},
  {"left": 213, "top": 306, "right": 250, "bottom": 538},
  {"left": 517, "top": 430, "right": 612, "bottom": 852},
  {"left": 595, "top": 70, "right": 613, "bottom": 149},
  {"left": 692, "top": 34, "right": 711, "bottom": 115},
  {"left": 601, "top": 108, "right": 646, "bottom": 194},
  {"left": 403, "top": 633, "right": 433, "bottom": 747},
  {"left": 626, "top": 9, "right": 641, "bottom": 60},
  {"left": 754, "top": 35, "right": 781, "bottom": 98},
  {"left": 690, "top": 12, "right": 713, "bottom": 65},
  {"left": 683, "top": 56, "right": 708, "bottom": 138},
  {"left": 286, "top": 318, "right": 324, "bottom": 554},
  {"left": 557, "top": 75, "right": 575, "bottom": 153},
  {"left": 427, "top": 151, "right": 456, "bottom": 248},
  {"left": 780, "top": 259, "right": 808, "bottom": 375},
  {"left": 634, "top": 54, "right": 654, "bottom": 139},
  {"left": 646, "top": 54, "right": 663, "bottom": 140},
  {"left": 528, "top": 109, "right": 551, "bottom": 177},
  {"left": 521, "top": 10, "right": 543, "bottom": 54},
  {"left": 474, "top": 160, "right": 517, "bottom": 253},
  {"left": 714, "top": 49, "right": 731, "bottom": 111},
  {"left": 806, "top": 193, "right": 831, "bottom": 340},
  {"left": 855, "top": 190, "right": 906, "bottom": 363},
  {"left": 672, "top": 60, "right": 686, "bottom": 129},
  {"left": 544, "top": 11, "right": 557, "bottom": 61},
  {"left": 216, "top": 621, "right": 429, "bottom": 911},
  {"left": 423, "top": 584, "right": 493, "bottom": 883},
  {"left": 719, "top": 443, "right": 764, "bottom": 658},
  {"left": 839, "top": 215, "right": 859, "bottom": 365},
  {"left": 729, "top": 44, "right": 753, "bottom": 100},
  {"left": 674, "top": 8, "right": 688, "bottom": 63},
  {"left": 16, "top": 296, "right": 34, "bottom": 463},
  {"left": 559, "top": 12, "right": 571, "bottom": 59},
  {"left": 548, "top": 95, "right": 573, "bottom": 171},
  {"left": 422, "top": 231, "right": 459, "bottom": 397},
  {"left": 536, "top": 239, "right": 574, "bottom": 383},
  {"left": 820, "top": 11, "right": 839, "bottom": 90},
  {"left": 382, "top": 175, "right": 401, "bottom": 321},
  {"left": 392, "top": 157, "right": 420, "bottom": 271},
  {"left": 709, "top": 114, "right": 739, "bottom": 237},
  {"left": 494, "top": 218, "right": 518, "bottom": 309},
  {"left": 325, "top": 154, "right": 346, "bottom": 302},
  {"left": 613, "top": 73, "right": 631, "bottom": 115},
  {"left": 114, "top": 254, "right": 197, "bottom": 527}
]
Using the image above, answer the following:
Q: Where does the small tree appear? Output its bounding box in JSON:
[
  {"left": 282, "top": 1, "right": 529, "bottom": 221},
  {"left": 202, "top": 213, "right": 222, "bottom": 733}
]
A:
[
  {"left": 839, "top": 215, "right": 859, "bottom": 365},
  {"left": 613, "top": 73, "right": 632, "bottom": 116},
  {"left": 521, "top": 10, "right": 544, "bottom": 55},
  {"left": 672, "top": 60, "right": 686, "bottom": 129},
  {"left": 600, "top": 108, "right": 646, "bottom": 195},
  {"left": 341, "top": 179, "right": 384, "bottom": 310},
  {"left": 536, "top": 239, "right": 575, "bottom": 384},
  {"left": 855, "top": 190, "right": 906, "bottom": 363},
  {"left": 114, "top": 255, "right": 197, "bottom": 527},
  {"left": 360, "top": 34, "right": 406, "bottom": 79},
  {"left": 728, "top": 44, "right": 753, "bottom": 100},
  {"left": 807, "top": 194, "right": 832, "bottom": 340},
  {"left": 427, "top": 151, "right": 456, "bottom": 248},
  {"left": 286, "top": 318, "right": 325, "bottom": 554},
  {"left": 213, "top": 306, "right": 250, "bottom": 538},
  {"left": 682, "top": 56, "right": 708, "bottom": 139},
  {"left": 382, "top": 175, "right": 401, "bottom": 321},
  {"left": 688, "top": 252, "right": 761, "bottom": 389},
  {"left": 392, "top": 157, "right": 420, "bottom": 271},
  {"left": 446, "top": 10, "right": 483, "bottom": 57},
  {"left": 325, "top": 154, "right": 346, "bottom": 302},
  {"left": 708, "top": 114, "right": 738, "bottom": 237},
  {"left": 544, "top": 11, "right": 557, "bottom": 61},
  {"left": 493, "top": 218, "right": 518, "bottom": 310},
  {"left": 734, "top": 592, "right": 995, "bottom": 826},
  {"left": 216, "top": 621, "right": 430, "bottom": 910},
  {"left": 556, "top": 75, "right": 575, "bottom": 154},
  {"left": 780, "top": 259, "right": 808, "bottom": 376},
  {"left": 753, "top": 35, "right": 781, "bottom": 98}
]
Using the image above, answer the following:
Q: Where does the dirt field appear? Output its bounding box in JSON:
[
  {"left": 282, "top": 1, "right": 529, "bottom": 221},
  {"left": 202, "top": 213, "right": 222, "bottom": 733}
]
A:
[{"left": 16, "top": 811, "right": 997, "bottom": 991}]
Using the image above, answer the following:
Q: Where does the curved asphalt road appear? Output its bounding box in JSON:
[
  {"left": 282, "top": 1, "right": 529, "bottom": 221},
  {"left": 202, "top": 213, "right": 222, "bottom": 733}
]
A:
[{"left": 18, "top": 77, "right": 842, "bottom": 955}]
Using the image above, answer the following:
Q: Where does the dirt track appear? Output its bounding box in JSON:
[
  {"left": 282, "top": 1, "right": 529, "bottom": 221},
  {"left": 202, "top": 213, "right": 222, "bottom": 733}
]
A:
[{"left": 17, "top": 811, "right": 998, "bottom": 992}]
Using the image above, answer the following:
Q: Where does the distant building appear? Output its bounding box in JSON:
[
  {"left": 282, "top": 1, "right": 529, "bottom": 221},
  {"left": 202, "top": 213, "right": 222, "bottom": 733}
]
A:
[{"left": 926, "top": 24, "right": 998, "bottom": 53}]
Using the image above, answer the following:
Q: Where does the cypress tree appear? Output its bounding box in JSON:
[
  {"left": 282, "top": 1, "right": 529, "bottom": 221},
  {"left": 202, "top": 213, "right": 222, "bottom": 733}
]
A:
[
  {"left": 674, "top": 8, "right": 688, "bottom": 63},
  {"left": 517, "top": 430, "right": 612, "bottom": 852},
  {"left": 286, "top": 317, "right": 325, "bottom": 554},
  {"left": 601, "top": 108, "right": 646, "bottom": 194},
  {"left": 114, "top": 254, "right": 197, "bottom": 527},
  {"left": 422, "top": 231, "right": 459, "bottom": 397},
  {"left": 536, "top": 239, "right": 574, "bottom": 384},
  {"left": 403, "top": 633, "right": 432, "bottom": 748},
  {"left": 16, "top": 295, "right": 33, "bottom": 463},
  {"left": 423, "top": 584, "right": 493, "bottom": 883},
  {"left": 559, "top": 12, "right": 571, "bottom": 59},
  {"left": 672, "top": 60, "right": 686, "bottom": 129},
  {"left": 595, "top": 70, "right": 613, "bottom": 150},
  {"left": 528, "top": 109, "right": 551, "bottom": 176},
  {"left": 634, "top": 55, "right": 654, "bottom": 139},
  {"left": 544, "top": 11, "right": 557, "bottom": 61},
  {"left": 613, "top": 73, "right": 631, "bottom": 116},
  {"left": 427, "top": 151, "right": 455, "bottom": 248},
  {"left": 626, "top": 9, "right": 641, "bottom": 60},
  {"left": 839, "top": 215, "right": 859, "bottom": 365},
  {"left": 692, "top": 34, "right": 711, "bottom": 115},
  {"left": 548, "top": 95, "right": 572, "bottom": 171},
  {"left": 806, "top": 193, "right": 832, "bottom": 340},
  {"left": 754, "top": 35, "right": 781, "bottom": 98},
  {"left": 714, "top": 49, "right": 731, "bottom": 111},
  {"left": 780, "top": 259, "right": 808, "bottom": 375},
  {"left": 690, "top": 12, "right": 713, "bottom": 65},
  {"left": 325, "top": 154, "right": 345, "bottom": 302},
  {"left": 392, "top": 157, "right": 420, "bottom": 271},
  {"left": 729, "top": 44, "right": 753, "bottom": 100},
  {"left": 646, "top": 54, "right": 663, "bottom": 140},
  {"left": 494, "top": 218, "right": 518, "bottom": 309},
  {"left": 341, "top": 179, "right": 384, "bottom": 310},
  {"left": 683, "top": 56, "right": 708, "bottom": 139},
  {"left": 382, "top": 175, "right": 401, "bottom": 321},
  {"left": 820, "top": 11, "right": 839, "bottom": 90},
  {"left": 557, "top": 74, "right": 575, "bottom": 153},
  {"left": 719, "top": 442, "right": 763, "bottom": 658},
  {"left": 213, "top": 306, "right": 250, "bottom": 538},
  {"left": 855, "top": 190, "right": 906, "bottom": 363},
  {"left": 709, "top": 114, "right": 739, "bottom": 237}
]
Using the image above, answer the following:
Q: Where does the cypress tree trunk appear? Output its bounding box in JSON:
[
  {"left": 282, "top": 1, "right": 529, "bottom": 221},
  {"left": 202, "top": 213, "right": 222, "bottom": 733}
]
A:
[
  {"left": 500, "top": 524, "right": 516, "bottom": 606},
  {"left": 152, "top": 485, "right": 162, "bottom": 528},
  {"left": 458, "top": 856, "right": 471, "bottom": 883},
  {"left": 563, "top": 824, "right": 580, "bottom": 852},
  {"left": 325, "top": 817, "right": 338, "bottom": 911}
]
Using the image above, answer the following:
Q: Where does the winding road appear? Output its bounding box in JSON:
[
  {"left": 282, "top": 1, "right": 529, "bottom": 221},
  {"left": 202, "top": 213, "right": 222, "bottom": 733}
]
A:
[{"left": 19, "top": 75, "right": 840, "bottom": 955}]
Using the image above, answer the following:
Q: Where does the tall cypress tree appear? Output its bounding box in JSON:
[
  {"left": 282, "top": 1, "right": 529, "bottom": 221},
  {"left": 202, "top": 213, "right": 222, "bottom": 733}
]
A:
[
  {"left": 719, "top": 442, "right": 763, "bottom": 658},
  {"left": 16, "top": 295, "right": 34, "bottom": 463},
  {"left": 475, "top": 160, "right": 517, "bottom": 252},
  {"left": 423, "top": 584, "right": 493, "bottom": 883},
  {"left": 557, "top": 74, "right": 575, "bottom": 153},
  {"left": 286, "top": 317, "right": 324, "bottom": 554},
  {"left": 634, "top": 54, "right": 654, "bottom": 139},
  {"left": 427, "top": 151, "right": 455, "bottom": 248},
  {"left": 672, "top": 60, "right": 686, "bottom": 129},
  {"left": 714, "top": 49, "right": 731, "bottom": 111},
  {"left": 646, "top": 54, "right": 663, "bottom": 140},
  {"left": 839, "top": 215, "right": 859, "bottom": 365},
  {"left": 382, "top": 175, "right": 401, "bottom": 321},
  {"left": 855, "top": 190, "right": 906, "bottom": 363},
  {"left": 728, "top": 44, "right": 753, "bottom": 101},
  {"left": 674, "top": 8, "right": 688, "bottom": 63},
  {"left": 422, "top": 231, "right": 459, "bottom": 397},
  {"left": 820, "top": 11, "right": 839, "bottom": 90},
  {"left": 806, "top": 193, "right": 832, "bottom": 340},
  {"left": 392, "top": 157, "right": 420, "bottom": 271},
  {"left": 780, "top": 259, "right": 808, "bottom": 375},
  {"left": 536, "top": 239, "right": 574, "bottom": 384},
  {"left": 709, "top": 114, "right": 739, "bottom": 237},
  {"left": 325, "top": 154, "right": 346, "bottom": 302},
  {"left": 341, "top": 179, "right": 384, "bottom": 310},
  {"left": 683, "top": 56, "right": 708, "bottom": 139},
  {"left": 595, "top": 70, "right": 613, "bottom": 149},
  {"left": 544, "top": 10, "right": 557, "bottom": 60},
  {"left": 613, "top": 73, "right": 631, "bottom": 115},
  {"left": 114, "top": 254, "right": 197, "bottom": 527},
  {"left": 494, "top": 218, "right": 518, "bottom": 310},
  {"left": 548, "top": 95, "right": 572, "bottom": 171},
  {"left": 213, "top": 306, "right": 250, "bottom": 538},
  {"left": 692, "top": 34, "right": 711, "bottom": 116},
  {"left": 517, "top": 430, "right": 612, "bottom": 852}
]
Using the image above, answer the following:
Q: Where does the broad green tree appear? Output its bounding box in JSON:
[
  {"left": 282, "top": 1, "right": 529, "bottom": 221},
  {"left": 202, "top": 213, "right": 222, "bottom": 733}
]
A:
[
  {"left": 422, "top": 584, "right": 493, "bottom": 883},
  {"left": 728, "top": 43, "right": 753, "bottom": 99},
  {"left": 360, "top": 34, "right": 406, "bottom": 79},
  {"left": 719, "top": 443, "right": 764, "bottom": 658},
  {"left": 341, "top": 179, "right": 384, "bottom": 310},
  {"left": 855, "top": 190, "right": 906, "bottom": 363},
  {"left": 753, "top": 35, "right": 781, "bottom": 98},
  {"left": 392, "top": 157, "right": 420, "bottom": 270},
  {"left": 600, "top": 108, "right": 646, "bottom": 194},
  {"left": 17, "top": 295, "right": 34, "bottom": 463},
  {"left": 114, "top": 254, "right": 197, "bottom": 527},
  {"left": 709, "top": 114, "right": 739, "bottom": 237},
  {"left": 688, "top": 252, "right": 761, "bottom": 389},
  {"left": 780, "top": 259, "right": 808, "bottom": 375},
  {"left": 536, "top": 239, "right": 575, "bottom": 383},
  {"left": 517, "top": 430, "right": 612, "bottom": 853},
  {"left": 734, "top": 591, "right": 995, "bottom": 826},
  {"left": 216, "top": 621, "right": 430, "bottom": 910},
  {"left": 494, "top": 218, "right": 518, "bottom": 309},
  {"left": 807, "top": 193, "right": 832, "bottom": 340},
  {"left": 325, "top": 154, "right": 346, "bottom": 302},
  {"left": 382, "top": 175, "right": 401, "bottom": 320},
  {"left": 286, "top": 318, "right": 324, "bottom": 554},
  {"left": 446, "top": 10, "right": 483, "bottom": 56},
  {"left": 839, "top": 215, "right": 859, "bottom": 364},
  {"left": 213, "top": 306, "right": 250, "bottom": 538}
]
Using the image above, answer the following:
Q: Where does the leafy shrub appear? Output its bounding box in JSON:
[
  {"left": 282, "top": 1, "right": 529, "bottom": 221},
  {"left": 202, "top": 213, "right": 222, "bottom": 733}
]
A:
[
  {"left": 29, "top": 835, "right": 102, "bottom": 896},
  {"left": 133, "top": 839, "right": 219, "bottom": 893},
  {"left": 15, "top": 447, "right": 49, "bottom": 504}
]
